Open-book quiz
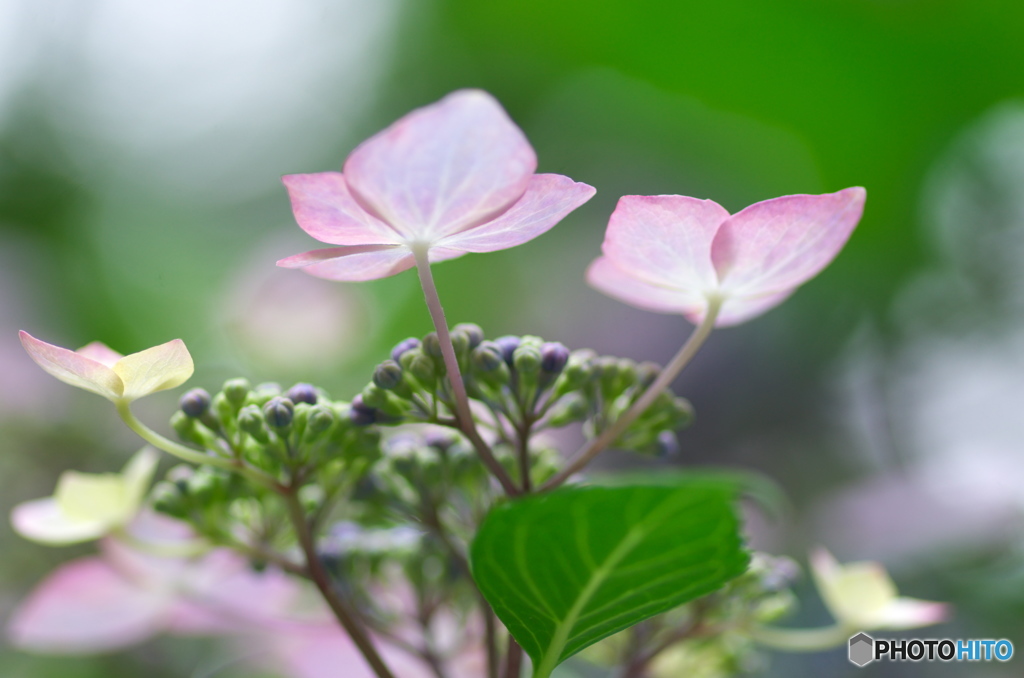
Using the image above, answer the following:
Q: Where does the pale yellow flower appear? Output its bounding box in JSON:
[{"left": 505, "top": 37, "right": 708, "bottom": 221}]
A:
[
  {"left": 19, "top": 331, "right": 193, "bottom": 403},
  {"left": 11, "top": 448, "right": 159, "bottom": 545}
]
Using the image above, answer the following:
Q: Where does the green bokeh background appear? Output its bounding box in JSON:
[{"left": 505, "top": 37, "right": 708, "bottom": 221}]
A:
[{"left": 2, "top": 1, "right": 1022, "bottom": 676}]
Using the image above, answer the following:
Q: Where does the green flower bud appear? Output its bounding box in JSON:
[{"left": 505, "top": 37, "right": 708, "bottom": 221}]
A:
[
  {"left": 244, "top": 382, "right": 282, "bottom": 407},
  {"left": 449, "top": 328, "right": 470, "bottom": 358},
  {"left": 512, "top": 345, "right": 542, "bottom": 375},
  {"left": 263, "top": 397, "right": 294, "bottom": 430},
  {"left": 222, "top": 378, "right": 251, "bottom": 405},
  {"left": 550, "top": 350, "right": 596, "bottom": 399},
  {"left": 422, "top": 332, "right": 443, "bottom": 359},
  {"left": 212, "top": 391, "right": 235, "bottom": 424},
  {"left": 402, "top": 349, "right": 437, "bottom": 387},
  {"left": 151, "top": 481, "right": 188, "bottom": 519},
  {"left": 171, "top": 411, "right": 219, "bottom": 449},
  {"left": 635, "top": 361, "right": 660, "bottom": 388},
  {"left": 238, "top": 404, "right": 270, "bottom": 443},
  {"left": 303, "top": 404, "right": 335, "bottom": 443},
  {"left": 545, "top": 393, "right": 590, "bottom": 427},
  {"left": 452, "top": 323, "right": 484, "bottom": 350},
  {"left": 373, "top": 360, "right": 404, "bottom": 390},
  {"left": 187, "top": 466, "right": 227, "bottom": 502}
]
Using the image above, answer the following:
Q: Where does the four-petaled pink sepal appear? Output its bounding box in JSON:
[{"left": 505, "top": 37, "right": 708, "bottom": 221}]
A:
[
  {"left": 587, "top": 188, "right": 866, "bottom": 326},
  {"left": 278, "top": 89, "right": 595, "bottom": 281}
]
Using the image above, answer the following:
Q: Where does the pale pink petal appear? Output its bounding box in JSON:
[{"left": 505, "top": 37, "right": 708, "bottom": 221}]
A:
[
  {"left": 76, "top": 341, "right": 123, "bottom": 368},
  {"left": 714, "top": 289, "right": 795, "bottom": 327},
  {"left": 282, "top": 173, "right": 402, "bottom": 246},
  {"left": 710, "top": 187, "right": 865, "bottom": 298},
  {"left": 10, "top": 497, "right": 109, "bottom": 545},
  {"left": 586, "top": 256, "right": 706, "bottom": 317},
  {"left": 278, "top": 245, "right": 416, "bottom": 281},
  {"left": 7, "top": 558, "right": 171, "bottom": 653},
  {"left": 267, "top": 624, "right": 434, "bottom": 678},
  {"left": 877, "top": 599, "right": 950, "bottom": 630},
  {"left": 114, "top": 339, "right": 194, "bottom": 401},
  {"left": 19, "top": 331, "right": 123, "bottom": 400},
  {"left": 601, "top": 195, "right": 728, "bottom": 292},
  {"left": 435, "top": 174, "right": 595, "bottom": 253},
  {"left": 344, "top": 90, "right": 536, "bottom": 241}
]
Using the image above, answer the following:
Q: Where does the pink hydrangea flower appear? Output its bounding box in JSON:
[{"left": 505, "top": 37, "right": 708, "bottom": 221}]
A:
[
  {"left": 277, "top": 89, "right": 595, "bottom": 281},
  {"left": 6, "top": 513, "right": 297, "bottom": 653},
  {"left": 587, "top": 188, "right": 866, "bottom": 326}
]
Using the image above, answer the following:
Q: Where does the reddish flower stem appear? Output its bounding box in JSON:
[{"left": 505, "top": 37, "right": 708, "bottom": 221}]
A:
[{"left": 412, "top": 244, "right": 520, "bottom": 496}]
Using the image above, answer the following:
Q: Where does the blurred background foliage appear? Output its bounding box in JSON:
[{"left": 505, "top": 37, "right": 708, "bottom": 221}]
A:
[{"left": 2, "top": 0, "right": 1023, "bottom": 676}]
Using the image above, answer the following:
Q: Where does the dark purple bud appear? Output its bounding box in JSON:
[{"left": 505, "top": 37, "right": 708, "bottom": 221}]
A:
[
  {"left": 493, "top": 335, "right": 520, "bottom": 365},
  {"left": 180, "top": 388, "right": 211, "bottom": 418},
  {"left": 373, "top": 361, "right": 404, "bottom": 390},
  {"left": 391, "top": 337, "right": 421, "bottom": 363},
  {"left": 349, "top": 395, "right": 377, "bottom": 426},
  {"left": 263, "top": 396, "right": 295, "bottom": 428},
  {"left": 287, "top": 382, "right": 318, "bottom": 405},
  {"left": 539, "top": 342, "right": 570, "bottom": 375}
]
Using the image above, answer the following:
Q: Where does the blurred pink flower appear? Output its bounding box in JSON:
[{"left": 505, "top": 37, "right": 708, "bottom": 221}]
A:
[
  {"left": 9, "top": 513, "right": 481, "bottom": 677},
  {"left": 587, "top": 188, "right": 866, "bottom": 326},
  {"left": 277, "top": 89, "right": 595, "bottom": 281},
  {"left": 7, "top": 513, "right": 297, "bottom": 653}
]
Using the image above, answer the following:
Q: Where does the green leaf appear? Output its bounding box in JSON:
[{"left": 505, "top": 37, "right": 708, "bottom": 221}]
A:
[{"left": 470, "top": 478, "right": 749, "bottom": 678}]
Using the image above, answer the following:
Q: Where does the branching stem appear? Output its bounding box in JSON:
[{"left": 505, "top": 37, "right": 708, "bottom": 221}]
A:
[
  {"left": 412, "top": 243, "right": 519, "bottom": 496},
  {"left": 541, "top": 299, "right": 722, "bottom": 490}
]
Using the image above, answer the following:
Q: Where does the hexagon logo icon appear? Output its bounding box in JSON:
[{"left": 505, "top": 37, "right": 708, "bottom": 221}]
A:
[{"left": 849, "top": 632, "right": 875, "bottom": 667}]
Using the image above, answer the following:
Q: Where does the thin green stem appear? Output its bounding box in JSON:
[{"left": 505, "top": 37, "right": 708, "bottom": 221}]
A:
[
  {"left": 115, "top": 400, "right": 278, "bottom": 490},
  {"left": 283, "top": 490, "right": 397, "bottom": 678},
  {"left": 411, "top": 243, "right": 519, "bottom": 496},
  {"left": 748, "top": 623, "right": 852, "bottom": 651},
  {"left": 540, "top": 299, "right": 722, "bottom": 491}
]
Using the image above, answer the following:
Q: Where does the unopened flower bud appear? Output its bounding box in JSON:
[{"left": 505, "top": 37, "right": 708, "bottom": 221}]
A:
[
  {"left": 222, "top": 378, "right": 251, "bottom": 405},
  {"left": 635, "top": 362, "right": 660, "bottom": 388},
  {"left": 471, "top": 342, "right": 505, "bottom": 372},
  {"left": 656, "top": 430, "right": 680, "bottom": 457},
  {"left": 151, "top": 481, "right": 188, "bottom": 518},
  {"left": 171, "top": 411, "right": 219, "bottom": 448},
  {"left": 188, "top": 466, "right": 226, "bottom": 502},
  {"left": 450, "top": 329, "right": 470, "bottom": 357},
  {"left": 238, "top": 404, "right": 270, "bottom": 443},
  {"left": 245, "top": 382, "right": 282, "bottom": 407},
  {"left": 453, "top": 323, "right": 484, "bottom": 349},
  {"left": 513, "top": 345, "right": 542, "bottom": 375},
  {"left": 545, "top": 393, "right": 590, "bottom": 427},
  {"left": 539, "top": 342, "right": 570, "bottom": 375},
  {"left": 304, "top": 404, "right": 335, "bottom": 439},
  {"left": 422, "top": 332, "right": 443, "bottom": 358},
  {"left": 405, "top": 352, "right": 437, "bottom": 386},
  {"left": 494, "top": 335, "right": 520, "bottom": 365},
  {"left": 391, "top": 337, "right": 421, "bottom": 362},
  {"left": 373, "top": 361, "right": 404, "bottom": 390},
  {"left": 180, "top": 388, "right": 211, "bottom": 418},
  {"left": 263, "top": 397, "right": 294, "bottom": 429},
  {"left": 349, "top": 396, "right": 377, "bottom": 426},
  {"left": 287, "top": 382, "right": 318, "bottom": 405}
]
